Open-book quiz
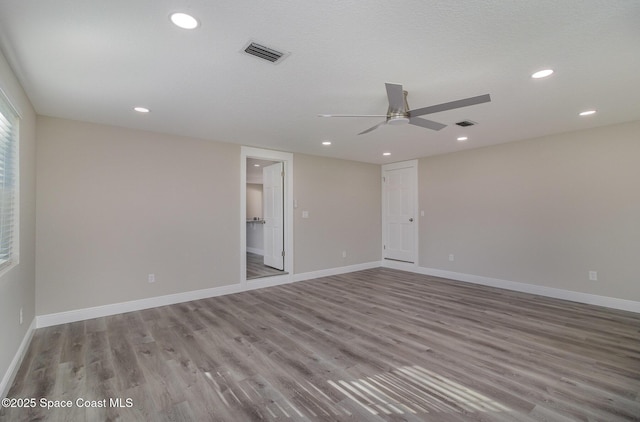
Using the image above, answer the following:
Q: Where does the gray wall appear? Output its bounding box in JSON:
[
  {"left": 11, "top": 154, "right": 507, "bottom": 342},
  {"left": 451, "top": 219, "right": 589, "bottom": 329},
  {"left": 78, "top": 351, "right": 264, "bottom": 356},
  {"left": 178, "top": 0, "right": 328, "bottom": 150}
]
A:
[
  {"left": 246, "top": 183, "right": 262, "bottom": 220},
  {"left": 294, "top": 153, "right": 381, "bottom": 273},
  {"left": 35, "top": 118, "right": 383, "bottom": 315},
  {"left": 36, "top": 117, "right": 241, "bottom": 315},
  {"left": 418, "top": 120, "right": 640, "bottom": 301},
  {"left": 0, "top": 50, "right": 37, "bottom": 391}
]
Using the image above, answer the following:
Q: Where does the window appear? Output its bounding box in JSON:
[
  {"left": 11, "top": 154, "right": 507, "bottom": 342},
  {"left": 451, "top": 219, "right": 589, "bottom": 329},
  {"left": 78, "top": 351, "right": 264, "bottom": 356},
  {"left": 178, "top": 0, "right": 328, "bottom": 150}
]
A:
[{"left": 0, "top": 89, "right": 18, "bottom": 272}]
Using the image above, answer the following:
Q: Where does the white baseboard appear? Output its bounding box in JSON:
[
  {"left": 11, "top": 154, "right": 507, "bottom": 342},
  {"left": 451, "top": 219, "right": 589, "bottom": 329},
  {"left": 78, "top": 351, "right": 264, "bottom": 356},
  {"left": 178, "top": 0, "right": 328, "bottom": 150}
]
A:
[
  {"left": 36, "top": 260, "right": 639, "bottom": 330},
  {"left": 36, "top": 261, "right": 382, "bottom": 328},
  {"left": 384, "top": 262, "right": 640, "bottom": 313},
  {"left": 242, "top": 261, "right": 380, "bottom": 293},
  {"left": 1, "top": 318, "right": 36, "bottom": 399},
  {"left": 246, "top": 247, "right": 263, "bottom": 255},
  {"left": 293, "top": 261, "right": 381, "bottom": 282},
  {"left": 36, "top": 283, "right": 244, "bottom": 328}
]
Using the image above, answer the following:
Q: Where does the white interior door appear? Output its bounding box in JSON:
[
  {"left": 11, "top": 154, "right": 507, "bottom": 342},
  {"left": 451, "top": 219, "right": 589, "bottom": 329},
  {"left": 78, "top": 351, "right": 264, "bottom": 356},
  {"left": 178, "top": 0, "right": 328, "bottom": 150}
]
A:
[
  {"left": 383, "top": 163, "right": 417, "bottom": 263},
  {"left": 263, "top": 162, "right": 284, "bottom": 270}
]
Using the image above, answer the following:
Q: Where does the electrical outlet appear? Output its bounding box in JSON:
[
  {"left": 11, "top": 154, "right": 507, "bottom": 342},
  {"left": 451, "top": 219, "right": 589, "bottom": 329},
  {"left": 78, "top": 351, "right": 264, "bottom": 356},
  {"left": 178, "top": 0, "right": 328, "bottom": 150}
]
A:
[
  {"left": 19, "top": 307, "right": 23, "bottom": 325},
  {"left": 342, "top": 250, "right": 347, "bottom": 258},
  {"left": 589, "top": 271, "right": 598, "bottom": 281},
  {"left": 148, "top": 274, "right": 156, "bottom": 283},
  {"left": 449, "top": 254, "right": 455, "bottom": 262}
]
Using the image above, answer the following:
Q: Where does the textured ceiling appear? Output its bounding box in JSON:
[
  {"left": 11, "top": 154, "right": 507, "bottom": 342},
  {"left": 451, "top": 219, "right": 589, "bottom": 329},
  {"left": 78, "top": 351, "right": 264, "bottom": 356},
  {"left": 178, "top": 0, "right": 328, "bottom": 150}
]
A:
[{"left": 0, "top": 0, "right": 639, "bottom": 164}]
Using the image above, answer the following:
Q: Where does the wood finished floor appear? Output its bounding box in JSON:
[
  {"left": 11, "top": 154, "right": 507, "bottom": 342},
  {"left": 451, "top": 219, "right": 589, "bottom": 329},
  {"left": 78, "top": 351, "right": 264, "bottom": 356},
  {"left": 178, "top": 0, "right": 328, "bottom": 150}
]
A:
[
  {"left": 247, "top": 252, "right": 286, "bottom": 280},
  {"left": 2, "top": 268, "right": 640, "bottom": 421}
]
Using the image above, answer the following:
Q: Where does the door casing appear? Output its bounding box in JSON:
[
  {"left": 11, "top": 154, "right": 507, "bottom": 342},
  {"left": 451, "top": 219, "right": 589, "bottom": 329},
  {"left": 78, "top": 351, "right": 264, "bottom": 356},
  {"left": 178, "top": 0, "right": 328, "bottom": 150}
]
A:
[{"left": 241, "top": 147, "right": 293, "bottom": 288}]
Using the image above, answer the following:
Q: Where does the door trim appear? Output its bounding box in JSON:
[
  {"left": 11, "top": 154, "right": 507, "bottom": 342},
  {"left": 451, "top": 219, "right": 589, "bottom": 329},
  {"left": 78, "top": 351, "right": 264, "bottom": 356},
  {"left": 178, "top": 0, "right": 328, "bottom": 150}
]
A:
[
  {"left": 381, "top": 159, "right": 418, "bottom": 266},
  {"left": 241, "top": 147, "right": 294, "bottom": 288}
]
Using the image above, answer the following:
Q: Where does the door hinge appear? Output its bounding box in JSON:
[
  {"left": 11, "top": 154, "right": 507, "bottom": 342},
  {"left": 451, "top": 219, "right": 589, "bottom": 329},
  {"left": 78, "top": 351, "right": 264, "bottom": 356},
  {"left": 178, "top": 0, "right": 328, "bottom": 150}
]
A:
[
  {"left": 383, "top": 245, "right": 386, "bottom": 250},
  {"left": 383, "top": 176, "right": 386, "bottom": 183},
  {"left": 281, "top": 250, "right": 285, "bottom": 257},
  {"left": 281, "top": 170, "right": 284, "bottom": 178}
]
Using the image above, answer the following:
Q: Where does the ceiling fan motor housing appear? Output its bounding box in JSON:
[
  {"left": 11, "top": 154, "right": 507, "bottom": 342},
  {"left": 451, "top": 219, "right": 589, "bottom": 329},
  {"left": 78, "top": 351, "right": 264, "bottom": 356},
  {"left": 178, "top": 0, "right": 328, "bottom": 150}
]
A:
[{"left": 388, "top": 116, "right": 410, "bottom": 125}]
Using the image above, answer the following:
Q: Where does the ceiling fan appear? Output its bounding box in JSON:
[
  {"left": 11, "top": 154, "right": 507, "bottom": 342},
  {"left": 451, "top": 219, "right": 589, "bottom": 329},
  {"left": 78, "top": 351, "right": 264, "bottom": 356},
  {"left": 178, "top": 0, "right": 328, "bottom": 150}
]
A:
[{"left": 319, "top": 83, "right": 491, "bottom": 135}]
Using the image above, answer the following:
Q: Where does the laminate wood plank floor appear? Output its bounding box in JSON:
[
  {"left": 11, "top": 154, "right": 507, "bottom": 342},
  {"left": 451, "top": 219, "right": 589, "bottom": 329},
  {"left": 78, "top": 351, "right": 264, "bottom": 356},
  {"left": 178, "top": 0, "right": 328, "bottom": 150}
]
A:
[
  {"left": 2, "top": 268, "right": 640, "bottom": 421},
  {"left": 247, "top": 252, "right": 286, "bottom": 280}
]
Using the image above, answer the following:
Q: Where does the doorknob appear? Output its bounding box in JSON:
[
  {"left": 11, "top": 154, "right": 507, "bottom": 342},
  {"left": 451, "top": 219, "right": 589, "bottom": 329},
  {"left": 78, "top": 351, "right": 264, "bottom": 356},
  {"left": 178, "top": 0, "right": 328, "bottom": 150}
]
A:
[{"left": 409, "top": 218, "right": 414, "bottom": 222}]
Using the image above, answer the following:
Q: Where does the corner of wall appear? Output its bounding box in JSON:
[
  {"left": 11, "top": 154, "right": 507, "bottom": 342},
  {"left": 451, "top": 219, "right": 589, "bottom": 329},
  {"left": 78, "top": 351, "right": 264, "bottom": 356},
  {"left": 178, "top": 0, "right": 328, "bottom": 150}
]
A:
[{"left": 0, "top": 45, "right": 38, "bottom": 402}]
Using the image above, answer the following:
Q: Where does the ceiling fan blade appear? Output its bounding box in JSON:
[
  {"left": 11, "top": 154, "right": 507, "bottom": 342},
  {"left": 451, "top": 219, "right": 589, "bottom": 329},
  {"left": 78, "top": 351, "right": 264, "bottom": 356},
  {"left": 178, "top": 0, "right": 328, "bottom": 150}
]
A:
[
  {"left": 318, "top": 114, "right": 388, "bottom": 118},
  {"left": 408, "top": 94, "right": 491, "bottom": 117},
  {"left": 358, "top": 121, "right": 386, "bottom": 135},
  {"left": 409, "top": 117, "right": 447, "bottom": 131},
  {"left": 385, "top": 83, "right": 405, "bottom": 112}
]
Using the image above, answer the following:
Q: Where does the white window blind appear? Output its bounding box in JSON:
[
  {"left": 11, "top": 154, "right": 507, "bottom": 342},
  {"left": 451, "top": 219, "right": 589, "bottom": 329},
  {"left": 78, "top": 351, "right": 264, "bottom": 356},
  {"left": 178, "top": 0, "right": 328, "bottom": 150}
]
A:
[{"left": 0, "top": 90, "right": 18, "bottom": 271}]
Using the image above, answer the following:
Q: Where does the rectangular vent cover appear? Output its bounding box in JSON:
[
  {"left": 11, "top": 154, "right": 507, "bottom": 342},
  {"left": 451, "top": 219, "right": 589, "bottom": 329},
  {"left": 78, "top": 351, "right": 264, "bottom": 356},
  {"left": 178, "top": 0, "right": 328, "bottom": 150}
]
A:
[
  {"left": 455, "top": 120, "right": 476, "bottom": 127},
  {"left": 242, "top": 41, "right": 289, "bottom": 64}
]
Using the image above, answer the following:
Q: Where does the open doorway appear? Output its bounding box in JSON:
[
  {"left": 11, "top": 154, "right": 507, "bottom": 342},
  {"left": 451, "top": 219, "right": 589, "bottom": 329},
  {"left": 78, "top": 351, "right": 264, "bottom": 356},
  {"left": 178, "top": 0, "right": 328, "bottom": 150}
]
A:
[
  {"left": 246, "top": 158, "right": 286, "bottom": 279},
  {"left": 241, "top": 147, "right": 293, "bottom": 287}
]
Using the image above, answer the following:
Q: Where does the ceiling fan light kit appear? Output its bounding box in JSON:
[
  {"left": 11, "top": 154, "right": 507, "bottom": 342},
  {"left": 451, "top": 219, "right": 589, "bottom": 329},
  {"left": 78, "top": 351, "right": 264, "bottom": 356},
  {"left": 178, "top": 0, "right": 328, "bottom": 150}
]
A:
[{"left": 320, "top": 83, "right": 491, "bottom": 135}]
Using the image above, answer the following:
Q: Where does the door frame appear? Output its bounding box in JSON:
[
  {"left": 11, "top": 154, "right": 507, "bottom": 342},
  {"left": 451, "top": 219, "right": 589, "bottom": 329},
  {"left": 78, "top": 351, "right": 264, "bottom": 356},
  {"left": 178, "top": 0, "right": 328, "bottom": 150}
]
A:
[
  {"left": 381, "top": 159, "right": 419, "bottom": 267},
  {"left": 241, "top": 146, "right": 293, "bottom": 288}
]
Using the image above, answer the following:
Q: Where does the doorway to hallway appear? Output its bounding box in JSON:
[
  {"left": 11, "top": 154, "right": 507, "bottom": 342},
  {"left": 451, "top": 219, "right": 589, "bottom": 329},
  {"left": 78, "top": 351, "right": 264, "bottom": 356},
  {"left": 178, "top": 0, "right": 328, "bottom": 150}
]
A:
[
  {"left": 240, "top": 147, "right": 293, "bottom": 287},
  {"left": 245, "top": 158, "right": 286, "bottom": 279}
]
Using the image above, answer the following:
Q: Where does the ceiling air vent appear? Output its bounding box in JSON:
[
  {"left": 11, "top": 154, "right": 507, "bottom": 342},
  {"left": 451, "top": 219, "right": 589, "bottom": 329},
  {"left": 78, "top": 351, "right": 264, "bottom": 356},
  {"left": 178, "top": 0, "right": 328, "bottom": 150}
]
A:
[
  {"left": 455, "top": 120, "right": 476, "bottom": 127},
  {"left": 242, "top": 41, "right": 289, "bottom": 64}
]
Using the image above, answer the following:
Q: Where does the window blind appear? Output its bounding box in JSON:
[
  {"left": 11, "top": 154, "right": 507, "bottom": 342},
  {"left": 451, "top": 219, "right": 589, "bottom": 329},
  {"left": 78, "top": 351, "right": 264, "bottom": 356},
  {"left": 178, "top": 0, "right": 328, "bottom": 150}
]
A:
[{"left": 0, "top": 91, "right": 18, "bottom": 271}]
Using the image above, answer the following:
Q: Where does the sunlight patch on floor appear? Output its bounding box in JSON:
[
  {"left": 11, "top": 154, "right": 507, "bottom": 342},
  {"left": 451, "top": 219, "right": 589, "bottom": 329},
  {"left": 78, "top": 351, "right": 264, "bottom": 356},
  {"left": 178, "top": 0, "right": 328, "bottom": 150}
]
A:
[{"left": 328, "top": 365, "right": 510, "bottom": 416}]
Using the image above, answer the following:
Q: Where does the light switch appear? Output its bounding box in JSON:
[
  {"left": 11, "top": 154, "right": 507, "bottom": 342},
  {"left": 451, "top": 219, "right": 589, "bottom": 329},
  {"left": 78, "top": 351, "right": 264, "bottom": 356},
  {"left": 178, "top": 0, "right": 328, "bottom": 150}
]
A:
[{"left": 302, "top": 210, "right": 309, "bottom": 219}]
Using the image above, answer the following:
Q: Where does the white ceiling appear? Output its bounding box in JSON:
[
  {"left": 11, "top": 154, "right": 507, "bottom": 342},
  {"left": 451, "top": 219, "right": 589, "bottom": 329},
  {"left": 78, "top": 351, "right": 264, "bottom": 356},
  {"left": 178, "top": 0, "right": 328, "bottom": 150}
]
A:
[{"left": 1, "top": 1, "right": 639, "bottom": 164}]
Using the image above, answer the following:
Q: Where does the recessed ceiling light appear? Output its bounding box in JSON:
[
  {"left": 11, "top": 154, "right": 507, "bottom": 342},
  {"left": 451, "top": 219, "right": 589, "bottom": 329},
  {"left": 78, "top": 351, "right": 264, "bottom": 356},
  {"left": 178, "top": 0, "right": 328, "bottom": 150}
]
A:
[
  {"left": 579, "top": 110, "right": 596, "bottom": 116},
  {"left": 531, "top": 69, "right": 554, "bottom": 79},
  {"left": 383, "top": 152, "right": 391, "bottom": 156},
  {"left": 457, "top": 136, "right": 468, "bottom": 141},
  {"left": 253, "top": 164, "right": 260, "bottom": 167},
  {"left": 322, "top": 141, "right": 332, "bottom": 146},
  {"left": 134, "top": 107, "right": 150, "bottom": 113},
  {"left": 170, "top": 12, "right": 199, "bottom": 29}
]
